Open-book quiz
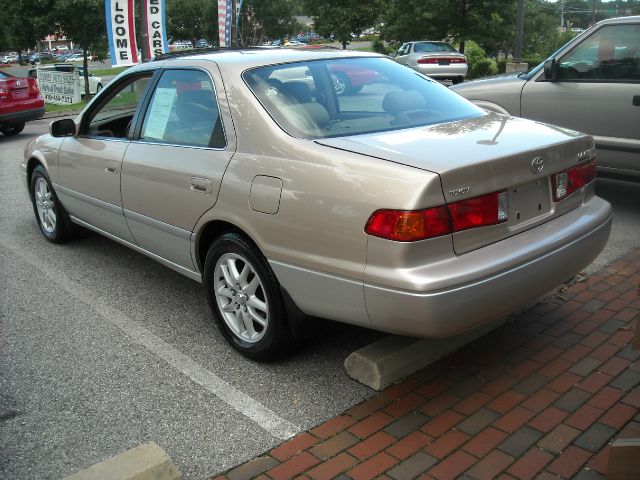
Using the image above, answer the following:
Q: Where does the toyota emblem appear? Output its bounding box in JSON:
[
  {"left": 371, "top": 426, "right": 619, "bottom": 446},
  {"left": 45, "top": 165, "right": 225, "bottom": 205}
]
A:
[
  {"left": 531, "top": 156, "right": 544, "bottom": 174},
  {"left": 16, "top": 80, "right": 21, "bottom": 87}
]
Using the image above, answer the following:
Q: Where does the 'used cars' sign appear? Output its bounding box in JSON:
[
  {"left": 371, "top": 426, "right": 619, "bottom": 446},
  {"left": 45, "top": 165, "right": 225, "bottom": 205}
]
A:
[{"left": 38, "top": 70, "right": 80, "bottom": 104}]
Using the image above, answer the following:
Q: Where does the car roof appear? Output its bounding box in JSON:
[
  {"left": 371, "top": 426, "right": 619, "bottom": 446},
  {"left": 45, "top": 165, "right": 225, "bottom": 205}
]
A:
[
  {"left": 598, "top": 14, "right": 640, "bottom": 25},
  {"left": 150, "top": 47, "right": 381, "bottom": 69}
]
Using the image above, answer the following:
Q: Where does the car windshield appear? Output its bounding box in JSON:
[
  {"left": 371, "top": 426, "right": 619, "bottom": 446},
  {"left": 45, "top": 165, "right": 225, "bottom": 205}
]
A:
[
  {"left": 414, "top": 42, "right": 457, "bottom": 53},
  {"left": 243, "top": 57, "right": 484, "bottom": 139}
]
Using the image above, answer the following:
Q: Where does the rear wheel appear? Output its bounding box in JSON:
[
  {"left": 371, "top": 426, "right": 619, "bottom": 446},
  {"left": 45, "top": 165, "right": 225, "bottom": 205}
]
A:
[
  {"left": 0, "top": 122, "right": 25, "bottom": 136},
  {"left": 204, "top": 233, "right": 290, "bottom": 360},
  {"left": 452, "top": 76, "right": 464, "bottom": 85},
  {"left": 30, "top": 165, "right": 76, "bottom": 243}
]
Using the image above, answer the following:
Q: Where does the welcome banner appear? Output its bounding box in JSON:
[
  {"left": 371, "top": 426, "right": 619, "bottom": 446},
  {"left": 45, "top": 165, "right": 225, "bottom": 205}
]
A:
[
  {"left": 142, "top": 0, "right": 169, "bottom": 58},
  {"left": 105, "top": 0, "right": 139, "bottom": 66}
]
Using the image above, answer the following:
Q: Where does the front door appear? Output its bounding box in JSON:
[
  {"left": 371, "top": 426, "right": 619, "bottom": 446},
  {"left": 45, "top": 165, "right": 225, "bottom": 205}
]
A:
[
  {"left": 57, "top": 73, "right": 154, "bottom": 242},
  {"left": 521, "top": 22, "right": 640, "bottom": 174}
]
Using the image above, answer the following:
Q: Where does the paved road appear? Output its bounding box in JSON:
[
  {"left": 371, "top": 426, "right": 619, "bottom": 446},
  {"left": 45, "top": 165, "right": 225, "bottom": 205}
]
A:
[
  {"left": 0, "top": 120, "right": 381, "bottom": 478},
  {"left": 1, "top": 119, "right": 639, "bottom": 480}
]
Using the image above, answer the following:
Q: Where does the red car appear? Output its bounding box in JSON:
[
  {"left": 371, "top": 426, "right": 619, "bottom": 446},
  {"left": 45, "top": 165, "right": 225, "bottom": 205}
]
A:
[{"left": 0, "top": 71, "right": 44, "bottom": 136}]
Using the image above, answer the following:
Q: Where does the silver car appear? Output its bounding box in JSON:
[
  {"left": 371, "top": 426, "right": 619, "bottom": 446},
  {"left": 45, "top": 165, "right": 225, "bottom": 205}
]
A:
[
  {"left": 394, "top": 41, "right": 468, "bottom": 84},
  {"left": 451, "top": 16, "right": 640, "bottom": 179},
  {"left": 23, "top": 49, "right": 611, "bottom": 360}
]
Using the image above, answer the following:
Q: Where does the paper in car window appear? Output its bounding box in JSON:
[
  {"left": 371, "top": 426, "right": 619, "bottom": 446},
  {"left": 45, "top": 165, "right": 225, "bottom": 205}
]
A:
[{"left": 144, "top": 88, "right": 177, "bottom": 139}]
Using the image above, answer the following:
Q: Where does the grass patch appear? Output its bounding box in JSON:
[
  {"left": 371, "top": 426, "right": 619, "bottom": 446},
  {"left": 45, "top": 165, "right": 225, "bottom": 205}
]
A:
[
  {"left": 91, "top": 66, "right": 129, "bottom": 76},
  {"left": 45, "top": 101, "right": 87, "bottom": 113}
]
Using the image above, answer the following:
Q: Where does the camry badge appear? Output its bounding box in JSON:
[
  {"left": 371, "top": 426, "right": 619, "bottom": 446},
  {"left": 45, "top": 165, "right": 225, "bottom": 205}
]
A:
[{"left": 531, "top": 157, "right": 544, "bottom": 174}]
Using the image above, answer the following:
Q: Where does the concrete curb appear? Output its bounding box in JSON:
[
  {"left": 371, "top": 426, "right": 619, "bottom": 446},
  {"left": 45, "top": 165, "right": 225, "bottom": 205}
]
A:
[
  {"left": 43, "top": 109, "right": 83, "bottom": 119},
  {"left": 63, "top": 442, "right": 181, "bottom": 480},
  {"left": 344, "top": 317, "right": 508, "bottom": 391}
]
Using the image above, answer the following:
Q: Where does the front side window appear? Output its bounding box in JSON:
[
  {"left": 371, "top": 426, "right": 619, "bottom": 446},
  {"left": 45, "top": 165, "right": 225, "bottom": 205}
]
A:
[
  {"left": 140, "top": 69, "right": 224, "bottom": 148},
  {"left": 85, "top": 74, "right": 152, "bottom": 138},
  {"left": 243, "top": 57, "right": 484, "bottom": 139},
  {"left": 558, "top": 24, "right": 640, "bottom": 81}
]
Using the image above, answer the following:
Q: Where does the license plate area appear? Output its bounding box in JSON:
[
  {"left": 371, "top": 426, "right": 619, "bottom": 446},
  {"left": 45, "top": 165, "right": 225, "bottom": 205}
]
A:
[
  {"left": 11, "top": 88, "right": 28, "bottom": 99},
  {"left": 438, "top": 59, "right": 450, "bottom": 65},
  {"left": 509, "top": 178, "right": 551, "bottom": 226}
]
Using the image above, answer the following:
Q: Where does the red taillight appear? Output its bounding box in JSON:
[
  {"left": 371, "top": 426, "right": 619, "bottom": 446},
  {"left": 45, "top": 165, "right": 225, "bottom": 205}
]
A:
[
  {"left": 0, "top": 88, "right": 7, "bottom": 100},
  {"left": 448, "top": 191, "right": 509, "bottom": 232},
  {"left": 365, "top": 190, "right": 508, "bottom": 242},
  {"left": 551, "top": 160, "right": 597, "bottom": 202},
  {"left": 29, "top": 79, "right": 39, "bottom": 93},
  {"left": 417, "top": 57, "right": 466, "bottom": 64},
  {"left": 365, "top": 206, "right": 451, "bottom": 241}
]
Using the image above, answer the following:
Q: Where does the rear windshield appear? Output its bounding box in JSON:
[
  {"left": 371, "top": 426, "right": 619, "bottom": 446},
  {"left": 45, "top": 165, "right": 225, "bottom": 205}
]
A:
[
  {"left": 243, "top": 57, "right": 484, "bottom": 139},
  {"left": 414, "top": 42, "right": 457, "bottom": 53}
]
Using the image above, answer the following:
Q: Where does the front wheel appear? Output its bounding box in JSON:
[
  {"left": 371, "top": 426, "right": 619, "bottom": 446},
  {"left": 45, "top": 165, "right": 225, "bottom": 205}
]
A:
[
  {"left": 96, "top": 83, "right": 103, "bottom": 92},
  {"left": 30, "top": 165, "right": 76, "bottom": 243},
  {"left": 203, "top": 233, "right": 291, "bottom": 360},
  {"left": 0, "top": 122, "right": 25, "bottom": 136}
]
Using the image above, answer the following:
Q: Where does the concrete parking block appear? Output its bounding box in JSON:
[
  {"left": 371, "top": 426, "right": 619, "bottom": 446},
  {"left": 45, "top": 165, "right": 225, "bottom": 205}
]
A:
[{"left": 63, "top": 442, "right": 181, "bottom": 480}]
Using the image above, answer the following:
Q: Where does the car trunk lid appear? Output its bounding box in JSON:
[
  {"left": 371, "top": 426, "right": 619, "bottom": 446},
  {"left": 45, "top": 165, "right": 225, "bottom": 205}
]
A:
[{"left": 316, "top": 113, "right": 595, "bottom": 254}]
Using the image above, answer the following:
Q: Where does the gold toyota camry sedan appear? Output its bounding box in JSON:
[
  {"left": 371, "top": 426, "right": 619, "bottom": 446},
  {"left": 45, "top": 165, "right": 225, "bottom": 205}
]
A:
[{"left": 22, "top": 48, "right": 612, "bottom": 360}]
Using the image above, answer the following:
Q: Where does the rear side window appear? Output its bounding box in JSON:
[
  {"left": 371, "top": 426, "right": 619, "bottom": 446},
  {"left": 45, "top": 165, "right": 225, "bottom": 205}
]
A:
[
  {"left": 243, "top": 57, "right": 483, "bottom": 139},
  {"left": 140, "top": 69, "right": 225, "bottom": 148}
]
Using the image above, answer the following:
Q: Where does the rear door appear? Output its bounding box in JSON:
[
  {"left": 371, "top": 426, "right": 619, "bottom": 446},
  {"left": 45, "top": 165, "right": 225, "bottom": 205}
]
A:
[
  {"left": 121, "top": 67, "right": 234, "bottom": 271},
  {"left": 521, "top": 21, "right": 640, "bottom": 175}
]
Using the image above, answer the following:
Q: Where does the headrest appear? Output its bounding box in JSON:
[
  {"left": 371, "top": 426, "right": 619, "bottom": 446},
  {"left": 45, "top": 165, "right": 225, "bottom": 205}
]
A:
[
  {"left": 382, "top": 90, "right": 427, "bottom": 115},
  {"left": 279, "top": 81, "right": 312, "bottom": 103}
]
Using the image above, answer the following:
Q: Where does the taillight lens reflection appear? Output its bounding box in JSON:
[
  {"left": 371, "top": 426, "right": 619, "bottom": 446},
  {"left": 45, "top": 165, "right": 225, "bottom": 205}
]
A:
[
  {"left": 449, "top": 191, "right": 509, "bottom": 232},
  {"left": 552, "top": 160, "right": 597, "bottom": 202}
]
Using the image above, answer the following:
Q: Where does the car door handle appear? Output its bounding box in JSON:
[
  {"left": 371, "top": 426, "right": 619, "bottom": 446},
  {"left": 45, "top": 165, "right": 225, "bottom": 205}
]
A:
[
  {"left": 633, "top": 95, "right": 640, "bottom": 107},
  {"left": 105, "top": 167, "right": 118, "bottom": 174},
  {"left": 190, "top": 177, "right": 212, "bottom": 194}
]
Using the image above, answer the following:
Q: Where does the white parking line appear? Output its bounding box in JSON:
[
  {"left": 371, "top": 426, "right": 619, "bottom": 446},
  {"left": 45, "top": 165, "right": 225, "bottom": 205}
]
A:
[{"left": 1, "top": 236, "right": 300, "bottom": 441}]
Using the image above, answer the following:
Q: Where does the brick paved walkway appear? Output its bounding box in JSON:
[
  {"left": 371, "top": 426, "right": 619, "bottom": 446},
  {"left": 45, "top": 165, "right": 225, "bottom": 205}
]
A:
[{"left": 214, "top": 249, "right": 640, "bottom": 480}]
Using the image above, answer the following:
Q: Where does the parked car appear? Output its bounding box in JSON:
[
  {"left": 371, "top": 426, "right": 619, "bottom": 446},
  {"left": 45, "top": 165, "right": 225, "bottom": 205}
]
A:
[
  {"left": 195, "top": 39, "right": 213, "bottom": 49},
  {"left": 29, "top": 52, "right": 55, "bottom": 64},
  {"left": 451, "top": 15, "right": 640, "bottom": 179},
  {"left": 65, "top": 53, "right": 85, "bottom": 62},
  {"left": 394, "top": 41, "right": 468, "bottom": 84},
  {"left": 170, "top": 40, "right": 193, "bottom": 51},
  {"left": 2, "top": 53, "right": 19, "bottom": 64},
  {"left": 28, "top": 64, "right": 103, "bottom": 96},
  {"left": 0, "top": 70, "right": 44, "bottom": 135},
  {"left": 22, "top": 49, "right": 611, "bottom": 359}
]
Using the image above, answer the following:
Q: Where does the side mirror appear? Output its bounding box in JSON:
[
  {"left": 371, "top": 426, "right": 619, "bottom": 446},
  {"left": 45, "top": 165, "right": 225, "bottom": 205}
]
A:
[
  {"left": 543, "top": 58, "right": 556, "bottom": 80},
  {"left": 50, "top": 118, "right": 76, "bottom": 137}
]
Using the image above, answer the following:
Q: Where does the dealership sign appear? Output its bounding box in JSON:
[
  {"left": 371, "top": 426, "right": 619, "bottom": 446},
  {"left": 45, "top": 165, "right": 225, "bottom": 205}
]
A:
[
  {"left": 143, "top": 0, "right": 168, "bottom": 58},
  {"left": 105, "top": 0, "right": 139, "bottom": 66},
  {"left": 37, "top": 69, "right": 80, "bottom": 105}
]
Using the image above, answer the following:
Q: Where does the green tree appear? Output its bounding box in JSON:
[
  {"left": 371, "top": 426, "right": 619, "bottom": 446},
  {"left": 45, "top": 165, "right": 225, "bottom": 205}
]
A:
[
  {"left": 238, "top": 0, "right": 301, "bottom": 46},
  {"left": 166, "top": 0, "right": 218, "bottom": 46},
  {"left": 306, "top": 0, "right": 383, "bottom": 49},
  {"left": 0, "top": 0, "right": 53, "bottom": 62},
  {"left": 53, "top": 0, "right": 106, "bottom": 98}
]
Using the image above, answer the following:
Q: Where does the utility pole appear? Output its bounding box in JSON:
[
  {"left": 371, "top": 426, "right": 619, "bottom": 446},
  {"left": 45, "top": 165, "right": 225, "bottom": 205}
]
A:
[
  {"left": 139, "top": 1, "right": 150, "bottom": 62},
  {"left": 513, "top": 0, "right": 525, "bottom": 63}
]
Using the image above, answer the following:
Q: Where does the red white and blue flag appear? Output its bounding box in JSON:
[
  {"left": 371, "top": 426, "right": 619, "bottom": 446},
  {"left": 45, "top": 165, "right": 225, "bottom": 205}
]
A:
[{"left": 217, "top": 0, "right": 232, "bottom": 48}]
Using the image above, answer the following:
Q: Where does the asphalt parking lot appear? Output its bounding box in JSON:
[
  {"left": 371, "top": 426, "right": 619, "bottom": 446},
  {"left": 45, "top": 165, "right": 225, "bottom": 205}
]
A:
[{"left": 1, "top": 118, "right": 639, "bottom": 479}]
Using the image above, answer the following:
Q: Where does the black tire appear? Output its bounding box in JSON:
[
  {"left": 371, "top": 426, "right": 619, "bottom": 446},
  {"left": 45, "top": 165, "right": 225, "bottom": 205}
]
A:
[
  {"left": 0, "top": 122, "right": 25, "bottom": 136},
  {"left": 29, "top": 165, "right": 76, "bottom": 243},
  {"left": 96, "top": 83, "right": 103, "bottom": 92},
  {"left": 203, "top": 233, "right": 291, "bottom": 360},
  {"left": 452, "top": 76, "right": 464, "bottom": 85}
]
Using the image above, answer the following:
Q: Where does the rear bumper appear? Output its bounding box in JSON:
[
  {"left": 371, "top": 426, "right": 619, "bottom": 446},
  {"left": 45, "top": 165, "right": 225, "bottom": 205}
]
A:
[
  {"left": 416, "top": 64, "right": 468, "bottom": 78},
  {"left": 0, "top": 106, "right": 45, "bottom": 125},
  {"left": 364, "top": 197, "right": 612, "bottom": 337}
]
